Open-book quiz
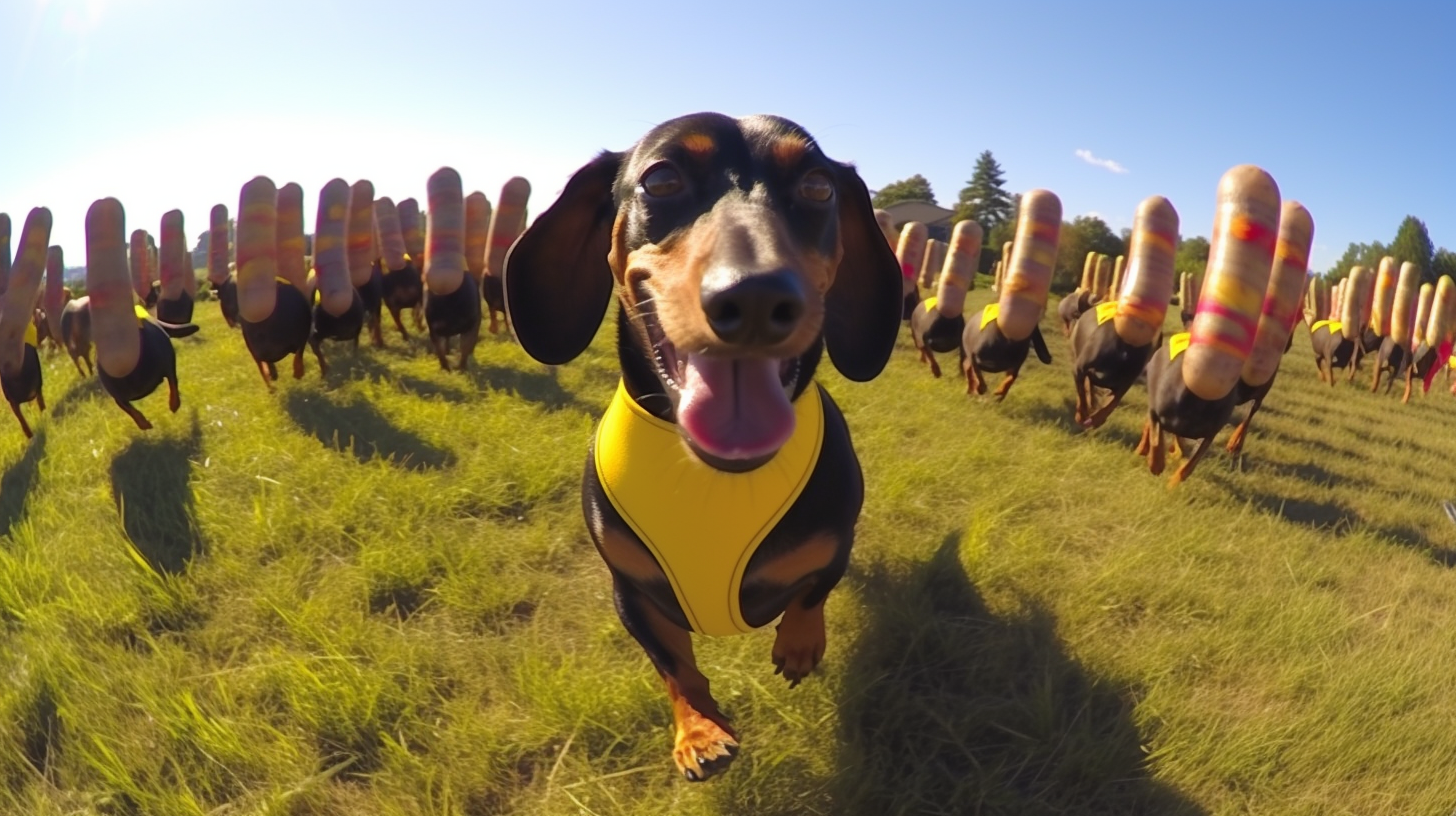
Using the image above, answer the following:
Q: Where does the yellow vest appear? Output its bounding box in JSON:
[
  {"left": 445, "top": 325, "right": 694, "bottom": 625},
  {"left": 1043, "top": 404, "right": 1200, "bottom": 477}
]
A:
[
  {"left": 1310, "top": 319, "right": 1340, "bottom": 334},
  {"left": 1095, "top": 301, "right": 1117, "bottom": 326},
  {"left": 594, "top": 379, "right": 825, "bottom": 636},
  {"left": 24, "top": 321, "right": 37, "bottom": 349},
  {"left": 1168, "top": 332, "right": 1191, "bottom": 361}
]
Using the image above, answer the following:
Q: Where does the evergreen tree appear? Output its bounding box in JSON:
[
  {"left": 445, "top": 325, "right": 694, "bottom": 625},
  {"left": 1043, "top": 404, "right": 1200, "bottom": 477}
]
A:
[
  {"left": 1389, "top": 216, "right": 1435, "bottom": 283},
  {"left": 953, "top": 151, "right": 1013, "bottom": 231},
  {"left": 1432, "top": 248, "right": 1456, "bottom": 283},
  {"left": 871, "top": 175, "right": 936, "bottom": 208}
]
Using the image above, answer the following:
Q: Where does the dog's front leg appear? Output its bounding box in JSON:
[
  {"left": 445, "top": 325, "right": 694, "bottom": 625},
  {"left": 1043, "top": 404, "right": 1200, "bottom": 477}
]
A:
[
  {"left": 613, "top": 575, "right": 738, "bottom": 782},
  {"left": 772, "top": 586, "right": 826, "bottom": 688}
]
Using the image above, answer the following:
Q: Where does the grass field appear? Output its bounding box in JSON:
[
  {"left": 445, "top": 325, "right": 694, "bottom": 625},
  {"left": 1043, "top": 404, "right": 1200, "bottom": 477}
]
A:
[{"left": 4, "top": 284, "right": 1456, "bottom": 816}]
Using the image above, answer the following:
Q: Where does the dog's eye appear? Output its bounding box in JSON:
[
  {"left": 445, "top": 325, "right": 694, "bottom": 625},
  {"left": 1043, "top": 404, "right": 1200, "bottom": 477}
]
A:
[
  {"left": 798, "top": 171, "right": 834, "bottom": 203},
  {"left": 640, "top": 165, "right": 683, "bottom": 198}
]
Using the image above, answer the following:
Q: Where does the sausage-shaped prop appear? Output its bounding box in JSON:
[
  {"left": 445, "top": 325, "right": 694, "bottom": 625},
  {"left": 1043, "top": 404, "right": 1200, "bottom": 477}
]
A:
[
  {"left": 0, "top": 213, "right": 10, "bottom": 297},
  {"left": 874, "top": 209, "right": 898, "bottom": 252},
  {"left": 486, "top": 177, "right": 531, "bottom": 279},
  {"left": 237, "top": 177, "right": 281, "bottom": 324},
  {"left": 0, "top": 208, "right": 52, "bottom": 373},
  {"left": 465, "top": 191, "right": 492, "bottom": 284},
  {"left": 895, "top": 221, "right": 928, "bottom": 295},
  {"left": 183, "top": 247, "right": 197, "bottom": 298},
  {"left": 89, "top": 200, "right": 142, "bottom": 378},
  {"left": 1183, "top": 165, "right": 1280, "bottom": 400},
  {"left": 1092, "top": 254, "right": 1112, "bottom": 301},
  {"left": 1341, "top": 266, "right": 1371, "bottom": 341},
  {"left": 1371, "top": 256, "right": 1398, "bottom": 336},
  {"left": 375, "top": 197, "right": 410, "bottom": 272},
  {"left": 919, "top": 239, "right": 945, "bottom": 290},
  {"left": 1114, "top": 196, "right": 1179, "bottom": 346},
  {"left": 1427, "top": 277, "right": 1455, "bottom": 350},
  {"left": 1001, "top": 241, "right": 1013, "bottom": 277},
  {"left": 313, "top": 178, "right": 354, "bottom": 317},
  {"left": 1080, "top": 252, "right": 1097, "bottom": 292},
  {"left": 1241, "top": 200, "right": 1313, "bottom": 388},
  {"left": 1179, "top": 272, "right": 1194, "bottom": 314},
  {"left": 346, "top": 181, "right": 375, "bottom": 288},
  {"left": 1390, "top": 262, "right": 1421, "bottom": 348},
  {"left": 398, "top": 197, "right": 426, "bottom": 269},
  {"left": 159, "top": 210, "right": 188, "bottom": 301},
  {"left": 996, "top": 190, "right": 1060, "bottom": 341},
  {"left": 45, "top": 245, "right": 65, "bottom": 341},
  {"left": 276, "top": 183, "right": 308, "bottom": 291},
  {"left": 424, "top": 168, "right": 466, "bottom": 297},
  {"left": 129, "top": 229, "right": 153, "bottom": 302},
  {"left": 935, "top": 220, "right": 982, "bottom": 318},
  {"left": 208, "top": 204, "right": 230, "bottom": 286},
  {"left": 1330, "top": 277, "right": 1344, "bottom": 322},
  {"left": 1110, "top": 255, "right": 1127, "bottom": 300},
  {"left": 1414, "top": 282, "right": 1435, "bottom": 347}
]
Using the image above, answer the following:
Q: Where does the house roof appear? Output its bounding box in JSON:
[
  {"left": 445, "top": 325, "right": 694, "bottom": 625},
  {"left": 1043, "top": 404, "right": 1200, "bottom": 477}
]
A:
[{"left": 881, "top": 199, "right": 956, "bottom": 227}]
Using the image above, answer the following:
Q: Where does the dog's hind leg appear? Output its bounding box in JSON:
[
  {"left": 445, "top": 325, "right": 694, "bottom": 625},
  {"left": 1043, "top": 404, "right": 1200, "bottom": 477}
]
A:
[
  {"left": 963, "top": 355, "right": 985, "bottom": 395},
  {"left": 292, "top": 350, "right": 306, "bottom": 380},
  {"left": 1169, "top": 435, "right": 1216, "bottom": 488},
  {"left": 430, "top": 333, "right": 451, "bottom": 371},
  {"left": 1149, "top": 420, "right": 1167, "bottom": 476},
  {"left": 1074, "top": 372, "right": 1090, "bottom": 425},
  {"left": 1086, "top": 386, "right": 1124, "bottom": 430},
  {"left": 1136, "top": 417, "right": 1152, "bottom": 457},
  {"left": 458, "top": 324, "right": 479, "bottom": 372},
  {"left": 993, "top": 369, "right": 1018, "bottom": 401},
  {"left": 9, "top": 402, "right": 32, "bottom": 439},
  {"left": 310, "top": 336, "right": 329, "bottom": 378},
  {"left": 36, "top": 387, "right": 45, "bottom": 413},
  {"left": 1226, "top": 397, "right": 1262, "bottom": 456},
  {"left": 388, "top": 305, "right": 409, "bottom": 341},
  {"left": 1403, "top": 367, "right": 1415, "bottom": 404}
]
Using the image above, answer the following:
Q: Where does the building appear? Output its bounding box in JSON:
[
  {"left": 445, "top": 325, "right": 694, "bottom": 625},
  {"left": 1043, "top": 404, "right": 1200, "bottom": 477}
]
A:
[{"left": 880, "top": 200, "right": 957, "bottom": 242}]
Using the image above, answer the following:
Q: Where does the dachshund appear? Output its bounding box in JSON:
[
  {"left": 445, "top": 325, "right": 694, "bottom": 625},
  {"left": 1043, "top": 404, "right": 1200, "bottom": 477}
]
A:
[
  {"left": 2, "top": 322, "right": 44, "bottom": 438},
  {"left": 1309, "top": 320, "right": 1355, "bottom": 385},
  {"left": 381, "top": 262, "right": 424, "bottom": 341},
  {"left": 907, "top": 298, "right": 964, "bottom": 378},
  {"left": 1069, "top": 302, "right": 1156, "bottom": 429},
  {"left": 503, "top": 112, "right": 901, "bottom": 782},
  {"left": 1057, "top": 289, "right": 1096, "bottom": 335},
  {"left": 1138, "top": 333, "right": 1239, "bottom": 486},
  {"left": 99, "top": 307, "right": 198, "bottom": 430},
  {"left": 214, "top": 272, "right": 240, "bottom": 328},
  {"left": 60, "top": 296, "right": 94, "bottom": 376},
  {"left": 1370, "top": 334, "right": 1408, "bottom": 395},
  {"left": 959, "top": 305, "right": 1052, "bottom": 400},
  {"left": 359, "top": 261, "right": 386, "bottom": 346}
]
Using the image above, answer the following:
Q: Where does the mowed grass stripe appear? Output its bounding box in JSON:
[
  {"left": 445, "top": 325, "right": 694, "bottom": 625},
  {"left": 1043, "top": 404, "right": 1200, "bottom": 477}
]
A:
[{"left": 2, "top": 287, "right": 1455, "bottom": 816}]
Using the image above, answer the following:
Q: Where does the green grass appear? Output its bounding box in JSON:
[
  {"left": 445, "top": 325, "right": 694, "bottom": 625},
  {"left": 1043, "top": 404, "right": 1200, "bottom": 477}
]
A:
[{"left": 3, "top": 286, "right": 1456, "bottom": 815}]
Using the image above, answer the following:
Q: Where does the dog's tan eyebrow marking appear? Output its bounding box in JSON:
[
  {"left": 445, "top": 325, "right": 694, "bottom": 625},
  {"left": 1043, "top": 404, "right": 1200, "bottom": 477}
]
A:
[
  {"left": 681, "top": 132, "right": 716, "bottom": 159},
  {"left": 772, "top": 135, "right": 809, "bottom": 167}
]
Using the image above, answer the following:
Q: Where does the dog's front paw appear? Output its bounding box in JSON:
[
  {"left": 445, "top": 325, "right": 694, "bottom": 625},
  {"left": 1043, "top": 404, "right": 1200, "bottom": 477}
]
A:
[
  {"left": 772, "top": 602, "right": 826, "bottom": 688},
  {"left": 673, "top": 710, "right": 738, "bottom": 782}
]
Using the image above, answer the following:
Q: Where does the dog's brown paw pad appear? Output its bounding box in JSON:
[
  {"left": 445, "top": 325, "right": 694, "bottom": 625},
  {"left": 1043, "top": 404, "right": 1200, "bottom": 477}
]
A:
[{"left": 673, "top": 718, "right": 738, "bottom": 782}]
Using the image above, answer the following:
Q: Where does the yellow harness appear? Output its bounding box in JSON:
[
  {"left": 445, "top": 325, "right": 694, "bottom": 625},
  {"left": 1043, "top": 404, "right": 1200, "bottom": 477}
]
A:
[
  {"left": 1310, "top": 319, "right": 1341, "bottom": 334},
  {"left": 979, "top": 303, "right": 1000, "bottom": 330},
  {"left": 24, "top": 321, "right": 37, "bottom": 349},
  {"left": 1168, "top": 332, "right": 1191, "bottom": 361},
  {"left": 594, "top": 380, "right": 825, "bottom": 636},
  {"left": 1095, "top": 301, "right": 1117, "bottom": 326}
]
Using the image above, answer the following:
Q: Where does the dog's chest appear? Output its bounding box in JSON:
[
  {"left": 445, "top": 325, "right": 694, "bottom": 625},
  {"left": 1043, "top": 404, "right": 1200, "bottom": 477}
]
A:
[{"left": 593, "top": 381, "right": 825, "bottom": 636}]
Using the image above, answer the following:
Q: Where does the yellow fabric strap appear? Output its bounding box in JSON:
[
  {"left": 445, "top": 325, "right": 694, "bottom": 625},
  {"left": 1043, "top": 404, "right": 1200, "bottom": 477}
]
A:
[
  {"left": 980, "top": 303, "right": 1000, "bottom": 330},
  {"left": 23, "top": 321, "right": 37, "bottom": 348},
  {"left": 922, "top": 295, "right": 938, "bottom": 314},
  {"left": 595, "top": 379, "right": 825, "bottom": 636},
  {"left": 1310, "top": 319, "right": 1340, "bottom": 334},
  {"left": 133, "top": 304, "right": 151, "bottom": 325},
  {"left": 1168, "top": 332, "right": 1191, "bottom": 361},
  {"left": 1095, "top": 301, "right": 1117, "bottom": 326}
]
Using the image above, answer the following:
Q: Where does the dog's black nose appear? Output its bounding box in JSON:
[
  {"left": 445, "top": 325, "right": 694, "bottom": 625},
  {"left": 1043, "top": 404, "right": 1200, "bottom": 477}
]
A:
[{"left": 701, "top": 272, "right": 805, "bottom": 346}]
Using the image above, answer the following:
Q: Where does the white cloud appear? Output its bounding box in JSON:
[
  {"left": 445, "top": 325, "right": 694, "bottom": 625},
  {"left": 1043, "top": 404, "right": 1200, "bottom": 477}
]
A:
[{"left": 1075, "top": 149, "right": 1129, "bottom": 175}]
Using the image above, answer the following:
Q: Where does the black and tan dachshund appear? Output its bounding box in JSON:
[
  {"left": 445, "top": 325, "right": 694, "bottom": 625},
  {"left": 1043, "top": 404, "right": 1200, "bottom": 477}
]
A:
[
  {"left": 908, "top": 299, "right": 964, "bottom": 378},
  {"left": 1138, "top": 336, "right": 1240, "bottom": 486},
  {"left": 100, "top": 309, "right": 198, "bottom": 430},
  {"left": 241, "top": 281, "right": 312, "bottom": 387},
  {"left": 1371, "top": 335, "right": 1408, "bottom": 395},
  {"left": 1070, "top": 304, "right": 1156, "bottom": 429},
  {"left": 1309, "top": 320, "right": 1355, "bottom": 385},
  {"left": 504, "top": 113, "right": 900, "bottom": 782},
  {"left": 2, "top": 334, "right": 43, "bottom": 438},
  {"left": 959, "top": 307, "right": 1052, "bottom": 399}
]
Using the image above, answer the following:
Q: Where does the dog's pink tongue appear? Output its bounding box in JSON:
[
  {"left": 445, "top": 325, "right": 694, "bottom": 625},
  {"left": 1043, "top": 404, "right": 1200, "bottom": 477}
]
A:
[{"left": 678, "top": 354, "right": 794, "bottom": 461}]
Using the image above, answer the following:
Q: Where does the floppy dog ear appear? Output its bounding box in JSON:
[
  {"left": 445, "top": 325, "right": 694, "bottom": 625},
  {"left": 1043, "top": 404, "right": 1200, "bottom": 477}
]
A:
[
  {"left": 504, "top": 151, "right": 622, "bottom": 365},
  {"left": 1031, "top": 325, "right": 1052, "bottom": 364},
  {"left": 824, "top": 163, "right": 903, "bottom": 382}
]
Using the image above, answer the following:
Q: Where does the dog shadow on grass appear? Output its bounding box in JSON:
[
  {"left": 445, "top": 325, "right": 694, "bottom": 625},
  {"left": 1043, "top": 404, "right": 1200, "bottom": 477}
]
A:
[
  {"left": 283, "top": 388, "right": 456, "bottom": 471},
  {"left": 0, "top": 429, "right": 47, "bottom": 539},
  {"left": 1239, "top": 486, "right": 1456, "bottom": 568},
  {"left": 322, "top": 350, "right": 474, "bottom": 403},
  {"left": 109, "top": 415, "right": 205, "bottom": 575},
  {"left": 49, "top": 375, "right": 104, "bottom": 420},
  {"left": 465, "top": 364, "right": 594, "bottom": 414},
  {"left": 825, "top": 534, "right": 1206, "bottom": 816},
  {"left": 1021, "top": 398, "right": 1145, "bottom": 452}
]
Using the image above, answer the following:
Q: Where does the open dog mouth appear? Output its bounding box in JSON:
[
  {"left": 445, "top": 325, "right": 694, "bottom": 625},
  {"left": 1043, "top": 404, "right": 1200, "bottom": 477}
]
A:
[{"left": 633, "top": 281, "right": 801, "bottom": 463}]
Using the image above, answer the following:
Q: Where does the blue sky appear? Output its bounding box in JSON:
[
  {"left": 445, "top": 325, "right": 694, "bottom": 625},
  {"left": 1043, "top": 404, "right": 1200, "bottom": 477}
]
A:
[{"left": 3, "top": 0, "right": 1453, "bottom": 273}]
